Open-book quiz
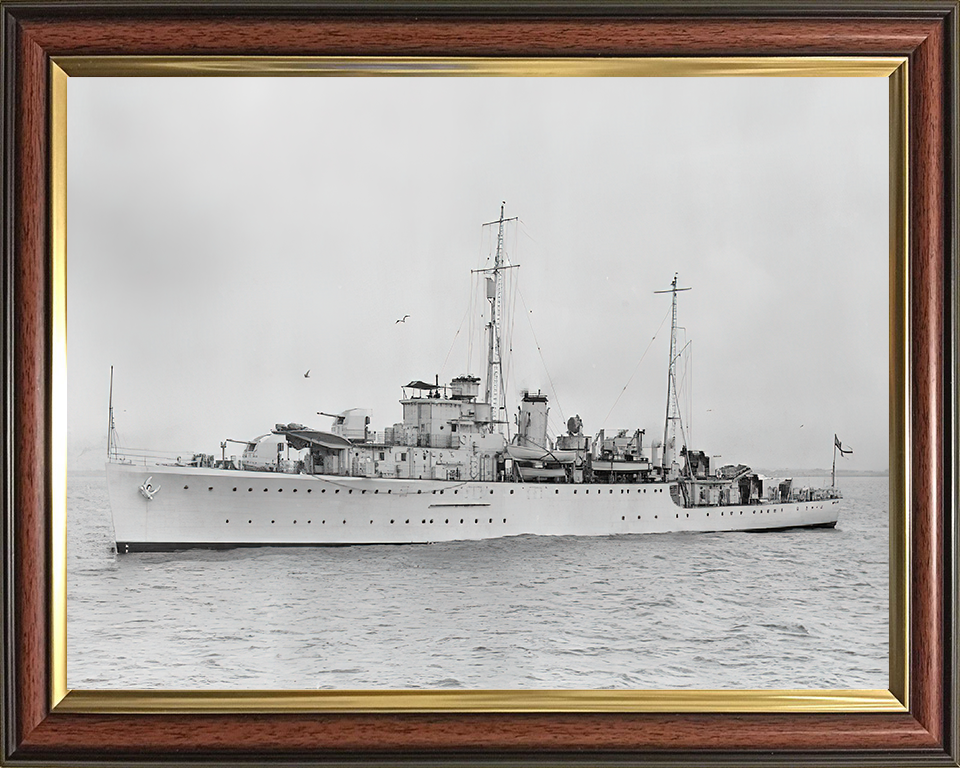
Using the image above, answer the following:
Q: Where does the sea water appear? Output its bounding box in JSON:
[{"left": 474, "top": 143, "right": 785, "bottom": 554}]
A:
[{"left": 67, "top": 474, "right": 887, "bottom": 690}]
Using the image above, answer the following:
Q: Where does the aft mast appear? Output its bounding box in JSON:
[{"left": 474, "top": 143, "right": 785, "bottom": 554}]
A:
[{"left": 655, "top": 274, "right": 691, "bottom": 474}]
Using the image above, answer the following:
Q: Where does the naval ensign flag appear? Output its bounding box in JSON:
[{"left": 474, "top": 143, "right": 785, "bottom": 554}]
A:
[{"left": 832, "top": 435, "right": 852, "bottom": 488}]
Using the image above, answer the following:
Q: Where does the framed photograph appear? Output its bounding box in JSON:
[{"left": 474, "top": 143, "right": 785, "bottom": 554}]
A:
[{"left": 2, "top": 3, "right": 956, "bottom": 766}]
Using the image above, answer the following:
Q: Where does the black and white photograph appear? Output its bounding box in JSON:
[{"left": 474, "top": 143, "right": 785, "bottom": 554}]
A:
[{"left": 66, "top": 74, "right": 889, "bottom": 691}]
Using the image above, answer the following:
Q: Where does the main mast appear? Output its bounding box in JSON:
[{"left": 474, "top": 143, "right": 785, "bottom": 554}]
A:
[{"left": 655, "top": 274, "right": 691, "bottom": 472}]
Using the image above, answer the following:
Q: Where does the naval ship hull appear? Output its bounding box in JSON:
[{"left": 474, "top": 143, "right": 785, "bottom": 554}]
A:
[{"left": 106, "top": 462, "right": 840, "bottom": 553}]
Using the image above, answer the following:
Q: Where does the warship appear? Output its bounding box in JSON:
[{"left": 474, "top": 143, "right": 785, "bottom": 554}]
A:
[{"left": 105, "top": 207, "right": 842, "bottom": 552}]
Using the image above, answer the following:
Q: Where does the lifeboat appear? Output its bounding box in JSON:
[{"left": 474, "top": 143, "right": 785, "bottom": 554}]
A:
[{"left": 504, "top": 444, "right": 579, "bottom": 463}]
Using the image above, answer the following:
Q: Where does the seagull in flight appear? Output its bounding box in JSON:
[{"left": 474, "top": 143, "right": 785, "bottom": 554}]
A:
[
  {"left": 304, "top": 370, "right": 311, "bottom": 378},
  {"left": 396, "top": 315, "right": 410, "bottom": 324}
]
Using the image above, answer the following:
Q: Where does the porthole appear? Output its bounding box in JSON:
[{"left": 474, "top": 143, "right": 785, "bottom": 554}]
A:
[
  {"left": 510, "top": 489, "right": 514, "bottom": 494},
  {"left": 225, "top": 519, "right": 229, "bottom": 523},
  {"left": 489, "top": 489, "right": 494, "bottom": 494},
  {"left": 422, "top": 519, "right": 426, "bottom": 524},
  {"left": 637, "top": 515, "right": 641, "bottom": 520},
  {"left": 621, "top": 516, "right": 625, "bottom": 521},
  {"left": 335, "top": 489, "right": 340, "bottom": 494},
  {"left": 348, "top": 489, "right": 352, "bottom": 494},
  {"left": 271, "top": 520, "right": 275, "bottom": 524},
  {"left": 388, "top": 489, "right": 392, "bottom": 494},
  {"left": 430, "top": 519, "right": 434, "bottom": 524},
  {"left": 208, "top": 487, "right": 213, "bottom": 491},
  {"left": 475, "top": 519, "right": 478, "bottom": 523},
  {"left": 460, "top": 519, "right": 464, "bottom": 523},
  {"left": 417, "top": 490, "right": 422, "bottom": 494},
  {"left": 654, "top": 515, "right": 657, "bottom": 519},
  {"left": 454, "top": 490, "right": 458, "bottom": 495},
  {"left": 263, "top": 488, "right": 268, "bottom": 492},
  {"left": 374, "top": 489, "right": 378, "bottom": 494},
  {"left": 555, "top": 489, "right": 559, "bottom": 494},
  {"left": 503, "top": 518, "right": 506, "bottom": 523},
  {"left": 293, "top": 520, "right": 297, "bottom": 524},
  {"left": 248, "top": 519, "right": 252, "bottom": 523},
  {"left": 440, "top": 490, "right": 444, "bottom": 495},
  {"left": 232, "top": 487, "right": 237, "bottom": 492},
  {"left": 405, "top": 519, "right": 410, "bottom": 524},
  {"left": 293, "top": 488, "right": 298, "bottom": 493},
  {"left": 489, "top": 518, "right": 492, "bottom": 523},
  {"left": 183, "top": 485, "right": 189, "bottom": 490},
  {"left": 307, "top": 520, "right": 311, "bottom": 524},
  {"left": 278, "top": 488, "right": 283, "bottom": 493},
  {"left": 342, "top": 520, "right": 346, "bottom": 524},
  {"left": 432, "top": 490, "right": 437, "bottom": 495},
  {"left": 361, "top": 490, "right": 365, "bottom": 494},
  {"left": 574, "top": 490, "right": 577, "bottom": 495},
  {"left": 370, "top": 520, "right": 373, "bottom": 524},
  {"left": 609, "top": 489, "right": 613, "bottom": 494},
  {"left": 445, "top": 519, "right": 449, "bottom": 524},
  {"left": 390, "top": 519, "right": 395, "bottom": 524}
]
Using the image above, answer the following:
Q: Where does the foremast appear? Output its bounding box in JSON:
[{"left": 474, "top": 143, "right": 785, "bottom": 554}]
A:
[
  {"left": 473, "top": 202, "right": 518, "bottom": 436},
  {"left": 655, "top": 274, "right": 691, "bottom": 474}
]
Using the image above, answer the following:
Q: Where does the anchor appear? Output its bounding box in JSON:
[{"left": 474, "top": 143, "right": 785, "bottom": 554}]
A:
[{"left": 138, "top": 476, "right": 160, "bottom": 500}]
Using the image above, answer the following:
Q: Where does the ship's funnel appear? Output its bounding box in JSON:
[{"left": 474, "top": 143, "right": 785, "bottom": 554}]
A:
[{"left": 518, "top": 391, "right": 549, "bottom": 449}]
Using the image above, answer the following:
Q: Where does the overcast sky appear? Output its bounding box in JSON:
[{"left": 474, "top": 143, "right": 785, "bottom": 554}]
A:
[{"left": 67, "top": 76, "right": 888, "bottom": 472}]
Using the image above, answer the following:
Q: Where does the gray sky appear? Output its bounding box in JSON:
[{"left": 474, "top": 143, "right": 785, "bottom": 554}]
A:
[{"left": 67, "top": 76, "right": 888, "bottom": 472}]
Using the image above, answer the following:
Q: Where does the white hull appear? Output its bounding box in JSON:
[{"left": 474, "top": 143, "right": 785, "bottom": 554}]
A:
[{"left": 106, "top": 462, "right": 841, "bottom": 552}]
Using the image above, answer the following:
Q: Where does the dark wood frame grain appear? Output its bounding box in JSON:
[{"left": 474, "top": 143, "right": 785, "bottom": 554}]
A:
[{"left": 2, "top": 2, "right": 957, "bottom": 765}]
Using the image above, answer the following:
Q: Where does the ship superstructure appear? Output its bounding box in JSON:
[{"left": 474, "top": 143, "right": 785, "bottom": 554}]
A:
[{"left": 105, "top": 207, "right": 841, "bottom": 552}]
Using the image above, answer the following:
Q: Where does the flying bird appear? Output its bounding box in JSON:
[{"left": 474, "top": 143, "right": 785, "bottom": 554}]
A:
[
  {"left": 396, "top": 315, "right": 410, "bottom": 324},
  {"left": 304, "top": 370, "right": 311, "bottom": 378}
]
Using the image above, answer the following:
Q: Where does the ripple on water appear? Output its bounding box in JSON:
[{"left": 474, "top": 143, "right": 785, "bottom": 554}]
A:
[{"left": 67, "top": 474, "right": 889, "bottom": 690}]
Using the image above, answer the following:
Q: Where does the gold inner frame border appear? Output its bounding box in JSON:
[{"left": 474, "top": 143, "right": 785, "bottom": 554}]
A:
[{"left": 49, "top": 55, "right": 909, "bottom": 715}]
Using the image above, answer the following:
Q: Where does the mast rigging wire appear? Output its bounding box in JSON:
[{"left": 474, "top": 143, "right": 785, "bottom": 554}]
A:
[
  {"left": 601, "top": 304, "right": 672, "bottom": 428},
  {"left": 439, "top": 300, "right": 474, "bottom": 381},
  {"left": 515, "top": 285, "right": 565, "bottom": 425}
]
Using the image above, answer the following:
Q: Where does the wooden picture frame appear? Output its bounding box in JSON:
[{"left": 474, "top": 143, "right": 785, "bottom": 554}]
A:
[{"left": 2, "top": 2, "right": 957, "bottom": 765}]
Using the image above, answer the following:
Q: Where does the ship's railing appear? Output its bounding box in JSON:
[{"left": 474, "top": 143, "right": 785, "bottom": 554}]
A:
[{"left": 108, "top": 448, "right": 197, "bottom": 467}]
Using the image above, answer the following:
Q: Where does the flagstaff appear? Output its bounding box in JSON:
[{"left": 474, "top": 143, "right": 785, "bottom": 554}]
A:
[{"left": 832, "top": 434, "right": 853, "bottom": 487}]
